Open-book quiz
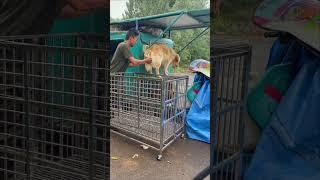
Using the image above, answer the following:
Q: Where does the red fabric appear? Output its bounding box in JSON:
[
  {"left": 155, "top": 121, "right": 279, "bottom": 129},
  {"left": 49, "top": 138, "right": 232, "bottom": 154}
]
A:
[
  {"left": 264, "top": 85, "right": 283, "bottom": 102},
  {"left": 193, "top": 89, "right": 199, "bottom": 94}
]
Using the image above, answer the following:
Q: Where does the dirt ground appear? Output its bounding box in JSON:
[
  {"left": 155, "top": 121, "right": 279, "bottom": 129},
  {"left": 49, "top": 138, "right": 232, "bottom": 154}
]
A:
[
  {"left": 111, "top": 133, "right": 210, "bottom": 180},
  {"left": 110, "top": 35, "right": 274, "bottom": 180}
]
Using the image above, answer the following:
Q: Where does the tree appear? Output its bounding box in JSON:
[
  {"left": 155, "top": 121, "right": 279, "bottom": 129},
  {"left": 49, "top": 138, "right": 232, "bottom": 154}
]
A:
[{"left": 123, "top": 0, "right": 171, "bottom": 19}]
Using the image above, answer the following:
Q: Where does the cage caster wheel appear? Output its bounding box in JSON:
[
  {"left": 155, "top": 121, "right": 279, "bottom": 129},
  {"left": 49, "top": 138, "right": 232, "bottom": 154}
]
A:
[
  {"left": 157, "top": 155, "right": 162, "bottom": 161},
  {"left": 181, "top": 133, "right": 186, "bottom": 139}
]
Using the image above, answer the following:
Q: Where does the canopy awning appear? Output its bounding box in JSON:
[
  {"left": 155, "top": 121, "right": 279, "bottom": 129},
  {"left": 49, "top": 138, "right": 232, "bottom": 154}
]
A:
[{"left": 110, "top": 8, "right": 210, "bottom": 31}]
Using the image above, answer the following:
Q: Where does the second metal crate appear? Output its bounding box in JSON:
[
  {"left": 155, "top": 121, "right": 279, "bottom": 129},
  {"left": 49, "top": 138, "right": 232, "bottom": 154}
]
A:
[{"left": 193, "top": 40, "right": 252, "bottom": 180}]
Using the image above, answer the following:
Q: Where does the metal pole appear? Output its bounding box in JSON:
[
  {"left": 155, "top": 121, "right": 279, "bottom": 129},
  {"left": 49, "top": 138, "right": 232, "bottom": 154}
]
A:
[
  {"left": 24, "top": 48, "right": 31, "bottom": 180},
  {"left": 193, "top": 166, "right": 210, "bottom": 180},
  {"left": 88, "top": 54, "right": 94, "bottom": 180},
  {"left": 159, "top": 78, "right": 166, "bottom": 160},
  {"left": 239, "top": 45, "right": 252, "bottom": 179}
]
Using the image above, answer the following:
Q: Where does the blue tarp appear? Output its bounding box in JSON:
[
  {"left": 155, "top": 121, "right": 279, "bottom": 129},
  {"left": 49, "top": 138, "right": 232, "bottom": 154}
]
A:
[
  {"left": 244, "top": 39, "right": 320, "bottom": 180},
  {"left": 266, "top": 38, "right": 292, "bottom": 69},
  {"left": 186, "top": 73, "right": 210, "bottom": 143},
  {"left": 267, "top": 39, "right": 306, "bottom": 72}
]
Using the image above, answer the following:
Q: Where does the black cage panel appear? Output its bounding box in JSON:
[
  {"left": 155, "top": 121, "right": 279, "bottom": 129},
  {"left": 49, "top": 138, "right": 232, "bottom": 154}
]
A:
[{"left": 0, "top": 34, "right": 110, "bottom": 180}]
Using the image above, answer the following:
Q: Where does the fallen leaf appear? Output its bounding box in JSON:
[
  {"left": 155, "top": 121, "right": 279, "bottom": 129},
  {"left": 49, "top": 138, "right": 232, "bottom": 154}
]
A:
[
  {"left": 111, "top": 156, "right": 119, "bottom": 160},
  {"left": 141, "top": 145, "right": 149, "bottom": 150},
  {"left": 132, "top": 154, "right": 139, "bottom": 159}
]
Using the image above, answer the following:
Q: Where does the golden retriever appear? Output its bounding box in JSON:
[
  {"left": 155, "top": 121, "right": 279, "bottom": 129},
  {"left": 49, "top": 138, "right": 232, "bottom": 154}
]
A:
[{"left": 143, "top": 44, "right": 180, "bottom": 76}]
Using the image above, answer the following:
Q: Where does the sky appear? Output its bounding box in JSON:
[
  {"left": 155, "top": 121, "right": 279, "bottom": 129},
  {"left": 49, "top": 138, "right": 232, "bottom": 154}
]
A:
[
  {"left": 110, "top": 0, "right": 129, "bottom": 19},
  {"left": 110, "top": 0, "right": 210, "bottom": 19}
]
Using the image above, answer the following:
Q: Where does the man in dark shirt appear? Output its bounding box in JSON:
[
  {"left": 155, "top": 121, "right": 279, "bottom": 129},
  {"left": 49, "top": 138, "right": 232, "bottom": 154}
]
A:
[{"left": 111, "top": 29, "right": 152, "bottom": 73}]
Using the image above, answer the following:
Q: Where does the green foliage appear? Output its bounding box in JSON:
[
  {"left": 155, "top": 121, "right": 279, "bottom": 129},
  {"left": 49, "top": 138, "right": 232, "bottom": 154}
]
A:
[
  {"left": 123, "top": 0, "right": 210, "bottom": 72},
  {"left": 123, "top": 0, "right": 172, "bottom": 18},
  {"left": 171, "top": 28, "right": 209, "bottom": 70},
  {"left": 212, "top": 0, "right": 261, "bottom": 34},
  {"left": 306, "top": 15, "right": 320, "bottom": 30}
]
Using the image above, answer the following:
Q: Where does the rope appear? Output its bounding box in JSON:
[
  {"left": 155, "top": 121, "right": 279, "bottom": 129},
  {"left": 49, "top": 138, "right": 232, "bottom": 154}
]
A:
[{"left": 135, "top": 19, "right": 138, "bottom": 30}]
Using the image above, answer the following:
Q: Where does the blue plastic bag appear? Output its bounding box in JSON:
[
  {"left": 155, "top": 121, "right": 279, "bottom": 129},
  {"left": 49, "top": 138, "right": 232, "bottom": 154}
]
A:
[{"left": 186, "top": 77, "right": 210, "bottom": 143}]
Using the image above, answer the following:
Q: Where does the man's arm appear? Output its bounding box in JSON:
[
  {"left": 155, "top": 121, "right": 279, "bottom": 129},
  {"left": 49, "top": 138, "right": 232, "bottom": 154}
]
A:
[{"left": 128, "top": 57, "right": 152, "bottom": 67}]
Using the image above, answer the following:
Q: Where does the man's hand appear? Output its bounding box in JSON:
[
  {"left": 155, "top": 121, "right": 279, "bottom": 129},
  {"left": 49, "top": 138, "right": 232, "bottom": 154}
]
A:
[
  {"left": 144, "top": 57, "right": 152, "bottom": 64},
  {"left": 60, "top": 0, "right": 108, "bottom": 18},
  {"left": 128, "top": 57, "right": 152, "bottom": 67}
]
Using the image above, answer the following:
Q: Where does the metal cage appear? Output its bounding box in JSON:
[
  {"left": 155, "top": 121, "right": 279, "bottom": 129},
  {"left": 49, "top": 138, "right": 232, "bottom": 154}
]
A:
[
  {"left": 194, "top": 40, "right": 252, "bottom": 180},
  {"left": 110, "top": 72, "right": 188, "bottom": 160},
  {"left": 0, "top": 33, "right": 110, "bottom": 180}
]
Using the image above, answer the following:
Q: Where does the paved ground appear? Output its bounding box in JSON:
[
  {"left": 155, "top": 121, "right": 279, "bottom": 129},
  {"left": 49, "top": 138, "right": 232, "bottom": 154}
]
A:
[
  {"left": 110, "top": 35, "right": 274, "bottom": 180},
  {"left": 111, "top": 133, "right": 210, "bottom": 180}
]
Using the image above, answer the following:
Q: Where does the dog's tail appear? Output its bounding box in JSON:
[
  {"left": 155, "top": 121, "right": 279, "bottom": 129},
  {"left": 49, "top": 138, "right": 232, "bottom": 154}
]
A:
[{"left": 175, "top": 53, "right": 180, "bottom": 64}]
